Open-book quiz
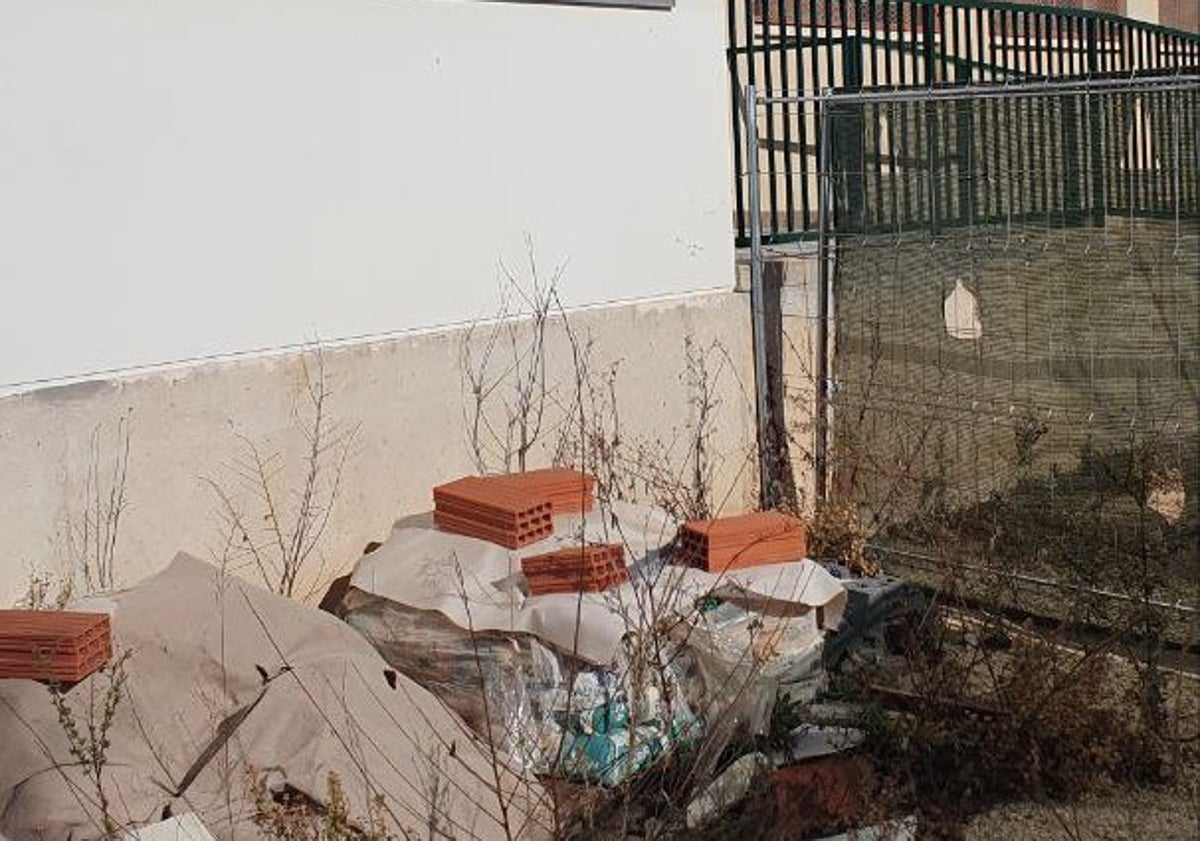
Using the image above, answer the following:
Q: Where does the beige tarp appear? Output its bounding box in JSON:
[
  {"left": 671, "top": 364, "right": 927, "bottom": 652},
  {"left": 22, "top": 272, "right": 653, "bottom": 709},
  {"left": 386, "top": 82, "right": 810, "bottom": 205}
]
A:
[{"left": 0, "top": 555, "right": 549, "bottom": 840}]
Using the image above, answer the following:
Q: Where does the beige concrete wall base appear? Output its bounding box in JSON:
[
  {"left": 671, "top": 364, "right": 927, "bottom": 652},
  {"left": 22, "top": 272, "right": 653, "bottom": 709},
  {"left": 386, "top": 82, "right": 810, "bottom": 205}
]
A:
[{"left": 0, "top": 291, "right": 758, "bottom": 606}]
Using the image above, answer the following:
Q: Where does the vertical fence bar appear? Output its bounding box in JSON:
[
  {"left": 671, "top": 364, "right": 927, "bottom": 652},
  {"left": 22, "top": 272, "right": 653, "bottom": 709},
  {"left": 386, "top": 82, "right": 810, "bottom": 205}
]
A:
[
  {"left": 884, "top": 1, "right": 899, "bottom": 229},
  {"left": 726, "top": 0, "right": 1199, "bottom": 244},
  {"left": 824, "top": 0, "right": 835, "bottom": 92},
  {"left": 868, "top": 0, "right": 879, "bottom": 86},
  {"left": 950, "top": 5, "right": 960, "bottom": 75},
  {"left": 1069, "top": 14, "right": 1079, "bottom": 78},
  {"left": 840, "top": 0, "right": 850, "bottom": 84},
  {"left": 898, "top": 4, "right": 913, "bottom": 225},
  {"left": 1189, "top": 86, "right": 1198, "bottom": 213},
  {"left": 869, "top": 0, "right": 882, "bottom": 230},
  {"left": 777, "top": 0, "right": 796, "bottom": 232},
  {"left": 1086, "top": 15, "right": 1097, "bottom": 78},
  {"left": 914, "top": 2, "right": 928, "bottom": 225},
  {"left": 1002, "top": 10, "right": 1016, "bottom": 219},
  {"left": 1086, "top": 19, "right": 1103, "bottom": 222},
  {"left": 986, "top": 9, "right": 998, "bottom": 219},
  {"left": 1062, "top": 81, "right": 1081, "bottom": 220},
  {"left": 882, "top": 0, "right": 893, "bottom": 92},
  {"left": 1104, "top": 19, "right": 1114, "bottom": 75},
  {"left": 742, "top": 0, "right": 761, "bottom": 241},
  {"left": 977, "top": 5, "right": 987, "bottom": 84},
  {"left": 852, "top": 2, "right": 867, "bottom": 231},
  {"left": 937, "top": 3, "right": 948, "bottom": 84},
  {"left": 1019, "top": 10, "right": 1030, "bottom": 79},
  {"left": 956, "top": 71, "right": 975, "bottom": 226},
  {"left": 729, "top": 1, "right": 747, "bottom": 244},
  {"left": 1034, "top": 14, "right": 1046, "bottom": 218},
  {"left": 759, "top": 0, "right": 779, "bottom": 236},
  {"left": 810, "top": 0, "right": 821, "bottom": 94},
  {"left": 795, "top": 0, "right": 812, "bottom": 230},
  {"left": 923, "top": 2, "right": 940, "bottom": 232},
  {"left": 810, "top": 0, "right": 822, "bottom": 232},
  {"left": 1060, "top": 13, "right": 1070, "bottom": 78}
]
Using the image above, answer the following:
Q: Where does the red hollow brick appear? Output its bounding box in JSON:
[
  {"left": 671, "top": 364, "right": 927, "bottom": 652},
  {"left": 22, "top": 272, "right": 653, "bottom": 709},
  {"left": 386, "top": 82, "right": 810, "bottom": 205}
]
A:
[{"left": 0, "top": 610, "right": 112, "bottom": 683}]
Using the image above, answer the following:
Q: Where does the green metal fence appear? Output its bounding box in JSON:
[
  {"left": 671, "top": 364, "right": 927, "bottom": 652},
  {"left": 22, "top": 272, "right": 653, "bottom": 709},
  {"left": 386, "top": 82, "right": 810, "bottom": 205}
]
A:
[{"left": 729, "top": 0, "right": 1200, "bottom": 244}]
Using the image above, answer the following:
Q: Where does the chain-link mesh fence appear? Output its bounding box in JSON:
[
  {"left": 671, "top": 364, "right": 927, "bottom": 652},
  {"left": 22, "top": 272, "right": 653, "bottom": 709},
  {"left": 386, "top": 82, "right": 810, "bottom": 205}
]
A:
[{"left": 819, "top": 78, "right": 1198, "bottom": 635}]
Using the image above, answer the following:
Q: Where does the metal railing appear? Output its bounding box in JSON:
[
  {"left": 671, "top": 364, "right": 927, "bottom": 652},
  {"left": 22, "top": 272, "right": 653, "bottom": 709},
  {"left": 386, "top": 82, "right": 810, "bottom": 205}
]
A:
[{"left": 729, "top": 0, "right": 1200, "bottom": 243}]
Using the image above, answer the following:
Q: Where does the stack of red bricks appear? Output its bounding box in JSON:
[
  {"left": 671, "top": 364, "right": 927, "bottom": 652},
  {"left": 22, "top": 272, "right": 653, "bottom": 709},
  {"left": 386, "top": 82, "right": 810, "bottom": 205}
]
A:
[
  {"left": 432, "top": 468, "right": 596, "bottom": 549},
  {"left": 675, "top": 511, "right": 807, "bottom": 574},
  {"left": 0, "top": 610, "right": 112, "bottom": 683},
  {"left": 433, "top": 476, "right": 554, "bottom": 549},
  {"left": 521, "top": 543, "right": 628, "bottom": 596},
  {"left": 491, "top": 467, "right": 596, "bottom": 514}
]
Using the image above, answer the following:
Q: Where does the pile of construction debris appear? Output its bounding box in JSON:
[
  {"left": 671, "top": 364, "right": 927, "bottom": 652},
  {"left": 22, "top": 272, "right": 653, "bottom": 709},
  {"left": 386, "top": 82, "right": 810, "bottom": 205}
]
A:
[{"left": 0, "top": 467, "right": 915, "bottom": 840}]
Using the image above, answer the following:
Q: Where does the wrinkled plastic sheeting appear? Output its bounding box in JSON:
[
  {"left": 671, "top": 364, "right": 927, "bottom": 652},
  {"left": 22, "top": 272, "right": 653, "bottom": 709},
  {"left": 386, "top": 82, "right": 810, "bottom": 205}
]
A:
[
  {"left": 340, "top": 587, "right": 563, "bottom": 767},
  {"left": 673, "top": 598, "right": 829, "bottom": 778},
  {"left": 340, "top": 587, "right": 702, "bottom": 786}
]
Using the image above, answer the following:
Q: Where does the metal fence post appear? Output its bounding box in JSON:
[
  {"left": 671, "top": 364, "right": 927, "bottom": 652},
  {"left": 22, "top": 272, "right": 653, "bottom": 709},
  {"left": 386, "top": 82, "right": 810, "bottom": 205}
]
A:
[
  {"left": 744, "top": 84, "right": 776, "bottom": 508},
  {"left": 815, "top": 92, "right": 833, "bottom": 506}
]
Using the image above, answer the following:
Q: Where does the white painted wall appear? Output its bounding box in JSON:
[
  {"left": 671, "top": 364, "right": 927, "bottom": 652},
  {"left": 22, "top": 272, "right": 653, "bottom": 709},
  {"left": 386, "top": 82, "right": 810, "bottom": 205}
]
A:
[{"left": 0, "top": 0, "right": 734, "bottom": 388}]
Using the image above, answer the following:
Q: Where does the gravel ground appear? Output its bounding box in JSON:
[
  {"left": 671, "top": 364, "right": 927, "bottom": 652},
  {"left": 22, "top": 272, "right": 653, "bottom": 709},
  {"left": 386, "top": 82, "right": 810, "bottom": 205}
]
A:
[{"left": 966, "top": 785, "right": 1200, "bottom": 840}]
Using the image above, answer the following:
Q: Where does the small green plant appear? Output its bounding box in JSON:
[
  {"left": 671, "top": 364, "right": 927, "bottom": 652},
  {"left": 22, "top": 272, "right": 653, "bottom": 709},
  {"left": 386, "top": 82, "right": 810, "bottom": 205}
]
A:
[
  {"left": 48, "top": 649, "right": 131, "bottom": 837},
  {"left": 768, "top": 691, "right": 806, "bottom": 739}
]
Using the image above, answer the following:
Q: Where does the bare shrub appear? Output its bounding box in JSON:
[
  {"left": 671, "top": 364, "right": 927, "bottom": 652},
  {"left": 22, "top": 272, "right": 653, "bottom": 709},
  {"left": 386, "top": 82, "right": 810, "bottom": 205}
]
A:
[
  {"left": 807, "top": 500, "right": 876, "bottom": 576},
  {"left": 64, "top": 414, "right": 132, "bottom": 595},
  {"left": 849, "top": 608, "right": 1176, "bottom": 836},
  {"left": 462, "top": 239, "right": 566, "bottom": 476},
  {"left": 558, "top": 335, "right": 750, "bottom": 524},
  {"left": 17, "top": 568, "right": 73, "bottom": 610},
  {"left": 207, "top": 348, "right": 358, "bottom": 598}
]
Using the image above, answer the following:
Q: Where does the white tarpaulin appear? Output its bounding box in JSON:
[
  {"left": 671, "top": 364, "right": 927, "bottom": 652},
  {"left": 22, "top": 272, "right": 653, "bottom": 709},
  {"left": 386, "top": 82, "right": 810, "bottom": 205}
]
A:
[{"left": 349, "top": 502, "right": 846, "bottom": 666}]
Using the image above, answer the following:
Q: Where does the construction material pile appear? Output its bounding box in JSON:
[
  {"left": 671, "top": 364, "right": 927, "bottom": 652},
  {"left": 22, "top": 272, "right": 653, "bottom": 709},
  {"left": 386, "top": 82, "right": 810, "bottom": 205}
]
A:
[
  {"left": 338, "top": 470, "right": 847, "bottom": 788},
  {"left": 521, "top": 543, "right": 628, "bottom": 596},
  {"left": 675, "top": 510, "right": 807, "bottom": 573},
  {"left": 0, "top": 610, "right": 112, "bottom": 683}
]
